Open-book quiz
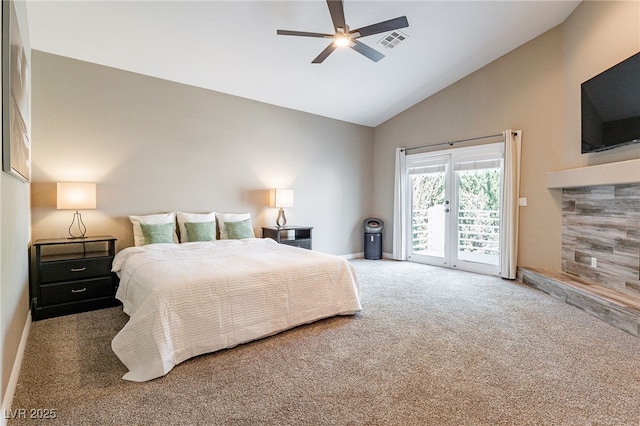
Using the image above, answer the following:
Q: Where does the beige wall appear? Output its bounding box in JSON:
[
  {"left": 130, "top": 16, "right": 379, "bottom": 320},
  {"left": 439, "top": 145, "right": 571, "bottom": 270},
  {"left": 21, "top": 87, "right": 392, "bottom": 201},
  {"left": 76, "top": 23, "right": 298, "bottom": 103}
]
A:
[
  {"left": 563, "top": 0, "right": 640, "bottom": 168},
  {"left": 0, "top": 178, "right": 29, "bottom": 405},
  {"left": 30, "top": 52, "right": 374, "bottom": 256},
  {"left": 1, "top": 0, "right": 31, "bottom": 407},
  {"left": 373, "top": 0, "right": 640, "bottom": 272}
]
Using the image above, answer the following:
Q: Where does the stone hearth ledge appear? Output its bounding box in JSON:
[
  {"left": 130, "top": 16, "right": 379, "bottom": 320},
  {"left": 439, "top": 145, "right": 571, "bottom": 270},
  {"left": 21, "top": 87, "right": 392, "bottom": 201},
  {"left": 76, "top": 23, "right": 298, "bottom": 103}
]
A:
[{"left": 518, "top": 267, "right": 640, "bottom": 337}]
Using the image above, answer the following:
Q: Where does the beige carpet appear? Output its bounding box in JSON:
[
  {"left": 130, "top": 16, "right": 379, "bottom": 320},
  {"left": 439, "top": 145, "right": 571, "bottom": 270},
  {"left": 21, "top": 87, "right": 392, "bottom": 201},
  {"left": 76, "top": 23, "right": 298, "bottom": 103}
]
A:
[{"left": 10, "top": 259, "right": 640, "bottom": 425}]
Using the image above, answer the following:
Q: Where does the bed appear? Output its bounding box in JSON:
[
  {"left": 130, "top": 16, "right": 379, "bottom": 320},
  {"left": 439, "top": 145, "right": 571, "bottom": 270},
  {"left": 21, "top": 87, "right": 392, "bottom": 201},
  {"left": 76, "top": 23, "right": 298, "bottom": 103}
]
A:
[{"left": 111, "top": 238, "right": 361, "bottom": 382}]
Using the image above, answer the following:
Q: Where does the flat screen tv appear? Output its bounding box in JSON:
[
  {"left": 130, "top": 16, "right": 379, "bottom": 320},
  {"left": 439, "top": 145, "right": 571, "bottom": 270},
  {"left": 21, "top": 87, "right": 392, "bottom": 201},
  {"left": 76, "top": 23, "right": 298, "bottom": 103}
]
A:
[{"left": 581, "top": 51, "right": 640, "bottom": 154}]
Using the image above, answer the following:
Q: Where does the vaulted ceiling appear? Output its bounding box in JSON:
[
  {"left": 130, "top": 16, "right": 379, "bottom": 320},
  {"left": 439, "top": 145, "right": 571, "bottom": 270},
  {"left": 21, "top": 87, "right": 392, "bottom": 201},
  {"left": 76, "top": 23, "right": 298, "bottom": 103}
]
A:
[{"left": 26, "top": 1, "right": 581, "bottom": 127}]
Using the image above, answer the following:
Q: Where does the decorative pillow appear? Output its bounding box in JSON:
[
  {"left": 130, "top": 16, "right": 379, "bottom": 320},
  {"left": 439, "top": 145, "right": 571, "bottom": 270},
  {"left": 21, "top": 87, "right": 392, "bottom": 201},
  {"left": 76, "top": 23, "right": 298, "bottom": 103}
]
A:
[
  {"left": 224, "top": 219, "right": 255, "bottom": 239},
  {"left": 140, "top": 223, "right": 176, "bottom": 245},
  {"left": 129, "top": 212, "right": 178, "bottom": 247},
  {"left": 184, "top": 221, "right": 216, "bottom": 242},
  {"left": 176, "top": 211, "right": 217, "bottom": 243},
  {"left": 216, "top": 213, "right": 253, "bottom": 239}
]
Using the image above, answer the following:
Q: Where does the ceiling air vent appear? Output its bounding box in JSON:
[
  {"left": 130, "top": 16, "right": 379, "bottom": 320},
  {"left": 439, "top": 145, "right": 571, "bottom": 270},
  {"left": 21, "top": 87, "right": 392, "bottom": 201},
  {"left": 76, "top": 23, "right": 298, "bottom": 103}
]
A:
[{"left": 377, "top": 31, "right": 408, "bottom": 49}]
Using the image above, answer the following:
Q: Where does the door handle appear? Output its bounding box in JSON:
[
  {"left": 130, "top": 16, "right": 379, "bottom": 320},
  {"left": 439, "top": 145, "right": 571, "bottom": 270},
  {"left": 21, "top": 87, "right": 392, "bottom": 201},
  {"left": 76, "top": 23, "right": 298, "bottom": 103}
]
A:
[
  {"left": 445, "top": 209, "right": 450, "bottom": 213},
  {"left": 70, "top": 267, "right": 87, "bottom": 272},
  {"left": 71, "top": 288, "right": 87, "bottom": 293}
]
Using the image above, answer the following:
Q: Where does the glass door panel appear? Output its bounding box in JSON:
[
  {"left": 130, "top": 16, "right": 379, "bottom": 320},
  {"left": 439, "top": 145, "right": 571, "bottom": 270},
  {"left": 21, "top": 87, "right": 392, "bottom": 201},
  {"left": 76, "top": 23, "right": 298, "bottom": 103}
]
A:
[
  {"left": 405, "top": 145, "right": 503, "bottom": 276},
  {"left": 454, "top": 162, "right": 501, "bottom": 274},
  {"left": 406, "top": 155, "right": 450, "bottom": 266}
]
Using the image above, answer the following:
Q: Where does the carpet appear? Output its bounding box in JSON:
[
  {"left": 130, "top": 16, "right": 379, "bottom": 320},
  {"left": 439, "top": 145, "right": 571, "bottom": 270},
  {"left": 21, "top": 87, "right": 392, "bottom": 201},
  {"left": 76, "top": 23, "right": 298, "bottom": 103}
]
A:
[{"left": 9, "top": 259, "right": 640, "bottom": 425}]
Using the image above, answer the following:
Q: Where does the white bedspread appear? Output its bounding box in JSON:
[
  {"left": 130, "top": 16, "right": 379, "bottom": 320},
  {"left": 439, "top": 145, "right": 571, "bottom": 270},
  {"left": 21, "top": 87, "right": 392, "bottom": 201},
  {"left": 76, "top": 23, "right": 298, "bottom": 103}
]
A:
[{"left": 111, "top": 238, "right": 361, "bottom": 382}]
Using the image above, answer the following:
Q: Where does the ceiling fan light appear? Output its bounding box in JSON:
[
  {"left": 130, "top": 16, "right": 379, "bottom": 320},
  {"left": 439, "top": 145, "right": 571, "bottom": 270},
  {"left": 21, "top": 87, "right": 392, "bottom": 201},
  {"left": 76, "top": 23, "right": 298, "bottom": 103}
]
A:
[{"left": 334, "top": 35, "right": 351, "bottom": 47}]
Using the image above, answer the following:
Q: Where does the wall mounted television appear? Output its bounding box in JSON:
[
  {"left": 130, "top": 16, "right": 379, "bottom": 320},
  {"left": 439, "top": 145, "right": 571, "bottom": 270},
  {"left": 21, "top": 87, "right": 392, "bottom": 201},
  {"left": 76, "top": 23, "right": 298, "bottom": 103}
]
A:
[{"left": 581, "top": 51, "right": 640, "bottom": 154}]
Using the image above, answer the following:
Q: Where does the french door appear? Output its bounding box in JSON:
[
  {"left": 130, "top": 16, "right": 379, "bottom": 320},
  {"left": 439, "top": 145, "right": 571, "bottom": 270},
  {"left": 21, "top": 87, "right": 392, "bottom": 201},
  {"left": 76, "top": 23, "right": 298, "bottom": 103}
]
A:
[{"left": 406, "top": 143, "right": 503, "bottom": 275}]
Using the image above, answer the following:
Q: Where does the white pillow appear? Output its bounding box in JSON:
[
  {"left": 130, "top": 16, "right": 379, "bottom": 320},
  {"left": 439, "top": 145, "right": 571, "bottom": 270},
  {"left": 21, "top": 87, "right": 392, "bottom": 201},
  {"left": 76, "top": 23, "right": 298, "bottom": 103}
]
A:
[
  {"left": 216, "top": 212, "right": 254, "bottom": 240},
  {"left": 129, "top": 212, "right": 178, "bottom": 247},
  {"left": 176, "top": 211, "right": 217, "bottom": 243}
]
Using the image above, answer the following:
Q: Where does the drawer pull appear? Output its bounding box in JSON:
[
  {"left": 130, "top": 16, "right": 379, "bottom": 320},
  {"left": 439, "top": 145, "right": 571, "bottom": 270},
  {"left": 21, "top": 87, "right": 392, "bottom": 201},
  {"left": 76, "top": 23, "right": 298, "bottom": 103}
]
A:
[
  {"left": 70, "top": 267, "right": 87, "bottom": 272},
  {"left": 71, "top": 288, "right": 87, "bottom": 293}
]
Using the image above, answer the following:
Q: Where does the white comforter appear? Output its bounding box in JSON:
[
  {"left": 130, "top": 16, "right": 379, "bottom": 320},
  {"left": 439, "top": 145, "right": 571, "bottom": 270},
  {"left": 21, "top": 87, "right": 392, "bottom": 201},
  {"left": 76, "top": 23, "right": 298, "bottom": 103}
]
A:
[{"left": 111, "top": 238, "right": 361, "bottom": 382}]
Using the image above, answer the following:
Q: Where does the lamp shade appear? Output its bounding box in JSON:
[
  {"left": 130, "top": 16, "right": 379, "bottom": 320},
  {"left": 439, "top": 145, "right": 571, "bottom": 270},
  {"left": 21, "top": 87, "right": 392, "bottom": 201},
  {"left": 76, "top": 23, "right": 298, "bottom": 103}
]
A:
[
  {"left": 270, "top": 189, "right": 294, "bottom": 208},
  {"left": 57, "top": 182, "right": 96, "bottom": 210}
]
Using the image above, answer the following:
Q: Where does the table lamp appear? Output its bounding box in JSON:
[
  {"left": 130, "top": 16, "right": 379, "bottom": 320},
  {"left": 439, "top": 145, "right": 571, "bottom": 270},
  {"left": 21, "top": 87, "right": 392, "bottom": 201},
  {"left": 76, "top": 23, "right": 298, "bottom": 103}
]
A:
[
  {"left": 270, "top": 189, "right": 293, "bottom": 228},
  {"left": 57, "top": 182, "right": 96, "bottom": 239}
]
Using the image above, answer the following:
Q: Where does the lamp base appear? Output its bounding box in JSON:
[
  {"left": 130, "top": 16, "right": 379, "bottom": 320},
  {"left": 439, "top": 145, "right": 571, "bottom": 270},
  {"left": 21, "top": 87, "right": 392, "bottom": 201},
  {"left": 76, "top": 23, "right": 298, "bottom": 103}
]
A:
[
  {"left": 68, "top": 210, "right": 88, "bottom": 239},
  {"left": 276, "top": 208, "right": 287, "bottom": 228}
]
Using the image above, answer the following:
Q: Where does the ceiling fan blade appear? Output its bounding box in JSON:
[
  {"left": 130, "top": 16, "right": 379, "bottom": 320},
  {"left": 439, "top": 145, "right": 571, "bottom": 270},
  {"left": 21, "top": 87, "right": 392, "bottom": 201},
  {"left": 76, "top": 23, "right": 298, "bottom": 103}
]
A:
[
  {"left": 312, "top": 43, "right": 338, "bottom": 64},
  {"left": 326, "top": 0, "right": 347, "bottom": 32},
  {"left": 350, "top": 39, "right": 385, "bottom": 62},
  {"left": 350, "top": 16, "right": 409, "bottom": 39},
  {"left": 277, "top": 29, "right": 334, "bottom": 38}
]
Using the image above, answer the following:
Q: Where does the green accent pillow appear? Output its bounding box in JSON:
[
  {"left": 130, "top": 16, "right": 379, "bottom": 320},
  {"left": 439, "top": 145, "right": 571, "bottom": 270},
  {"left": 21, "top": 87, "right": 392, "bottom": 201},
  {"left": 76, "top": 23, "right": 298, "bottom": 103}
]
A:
[
  {"left": 140, "top": 223, "right": 176, "bottom": 245},
  {"left": 184, "top": 221, "right": 216, "bottom": 242},
  {"left": 225, "top": 219, "right": 254, "bottom": 239}
]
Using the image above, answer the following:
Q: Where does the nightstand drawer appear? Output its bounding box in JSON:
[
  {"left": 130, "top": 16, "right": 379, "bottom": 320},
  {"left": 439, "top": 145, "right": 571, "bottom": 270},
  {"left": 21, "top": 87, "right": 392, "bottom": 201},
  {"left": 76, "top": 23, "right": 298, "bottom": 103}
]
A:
[
  {"left": 40, "top": 258, "right": 112, "bottom": 283},
  {"left": 280, "top": 239, "right": 312, "bottom": 250},
  {"left": 40, "top": 277, "right": 114, "bottom": 306}
]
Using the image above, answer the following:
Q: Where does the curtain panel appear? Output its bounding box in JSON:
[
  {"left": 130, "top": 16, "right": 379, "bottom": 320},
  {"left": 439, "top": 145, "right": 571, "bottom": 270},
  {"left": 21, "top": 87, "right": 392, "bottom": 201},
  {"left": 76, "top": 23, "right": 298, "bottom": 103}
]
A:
[
  {"left": 500, "top": 129, "right": 522, "bottom": 279},
  {"left": 392, "top": 147, "right": 407, "bottom": 260}
]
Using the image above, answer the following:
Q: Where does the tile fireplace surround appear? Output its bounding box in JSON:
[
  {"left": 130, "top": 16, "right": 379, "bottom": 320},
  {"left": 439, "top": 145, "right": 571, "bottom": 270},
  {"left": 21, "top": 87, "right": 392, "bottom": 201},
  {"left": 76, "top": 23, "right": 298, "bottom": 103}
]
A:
[
  {"left": 562, "top": 184, "right": 640, "bottom": 295},
  {"left": 520, "top": 160, "right": 640, "bottom": 336}
]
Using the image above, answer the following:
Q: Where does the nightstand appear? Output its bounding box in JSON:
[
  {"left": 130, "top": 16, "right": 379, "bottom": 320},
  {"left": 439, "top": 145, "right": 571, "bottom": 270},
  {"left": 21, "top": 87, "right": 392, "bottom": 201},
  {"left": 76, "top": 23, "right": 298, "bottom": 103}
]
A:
[
  {"left": 30, "top": 236, "right": 120, "bottom": 320},
  {"left": 262, "top": 226, "right": 313, "bottom": 250}
]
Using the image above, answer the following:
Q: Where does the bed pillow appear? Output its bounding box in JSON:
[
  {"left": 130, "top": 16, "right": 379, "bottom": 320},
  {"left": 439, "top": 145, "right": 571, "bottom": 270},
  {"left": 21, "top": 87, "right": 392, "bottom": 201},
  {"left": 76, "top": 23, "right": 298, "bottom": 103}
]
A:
[
  {"left": 140, "top": 223, "right": 176, "bottom": 245},
  {"left": 216, "top": 213, "right": 254, "bottom": 239},
  {"left": 129, "top": 212, "right": 178, "bottom": 247},
  {"left": 176, "top": 211, "right": 217, "bottom": 243},
  {"left": 184, "top": 221, "right": 216, "bottom": 242},
  {"left": 224, "top": 219, "right": 255, "bottom": 239}
]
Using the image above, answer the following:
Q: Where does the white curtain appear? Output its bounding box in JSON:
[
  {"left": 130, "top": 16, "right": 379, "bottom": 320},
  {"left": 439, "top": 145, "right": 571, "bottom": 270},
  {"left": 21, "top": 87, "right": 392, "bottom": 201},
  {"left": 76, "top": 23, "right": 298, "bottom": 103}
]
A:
[
  {"left": 392, "top": 148, "right": 407, "bottom": 260},
  {"left": 500, "top": 129, "right": 522, "bottom": 279}
]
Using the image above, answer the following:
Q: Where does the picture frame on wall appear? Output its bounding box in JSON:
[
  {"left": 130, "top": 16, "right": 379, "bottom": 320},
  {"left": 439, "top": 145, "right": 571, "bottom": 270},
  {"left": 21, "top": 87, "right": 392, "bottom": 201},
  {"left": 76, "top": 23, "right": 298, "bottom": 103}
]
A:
[{"left": 2, "top": 0, "right": 31, "bottom": 183}]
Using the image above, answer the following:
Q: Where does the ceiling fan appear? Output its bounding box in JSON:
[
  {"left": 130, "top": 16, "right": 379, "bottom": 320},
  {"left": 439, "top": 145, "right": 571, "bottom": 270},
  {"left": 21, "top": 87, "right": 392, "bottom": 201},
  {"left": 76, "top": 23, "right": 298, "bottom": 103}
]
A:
[{"left": 277, "top": 0, "right": 409, "bottom": 64}]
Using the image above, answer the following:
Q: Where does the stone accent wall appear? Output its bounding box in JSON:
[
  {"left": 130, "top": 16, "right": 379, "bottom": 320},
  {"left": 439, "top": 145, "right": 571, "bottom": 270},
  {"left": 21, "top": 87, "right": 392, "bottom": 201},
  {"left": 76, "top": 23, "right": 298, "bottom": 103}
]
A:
[{"left": 562, "top": 184, "right": 640, "bottom": 297}]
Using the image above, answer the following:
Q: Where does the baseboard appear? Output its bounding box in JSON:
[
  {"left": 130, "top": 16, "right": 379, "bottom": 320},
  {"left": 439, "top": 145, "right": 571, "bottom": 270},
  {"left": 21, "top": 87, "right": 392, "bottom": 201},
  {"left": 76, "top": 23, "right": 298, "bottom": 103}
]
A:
[
  {"left": 342, "top": 252, "right": 364, "bottom": 260},
  {"left": 1, "top": 311, "right": 31, "bottom": 425},
  {"left": 342, "top": 252, "right": 395, "bottom": 260}
]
